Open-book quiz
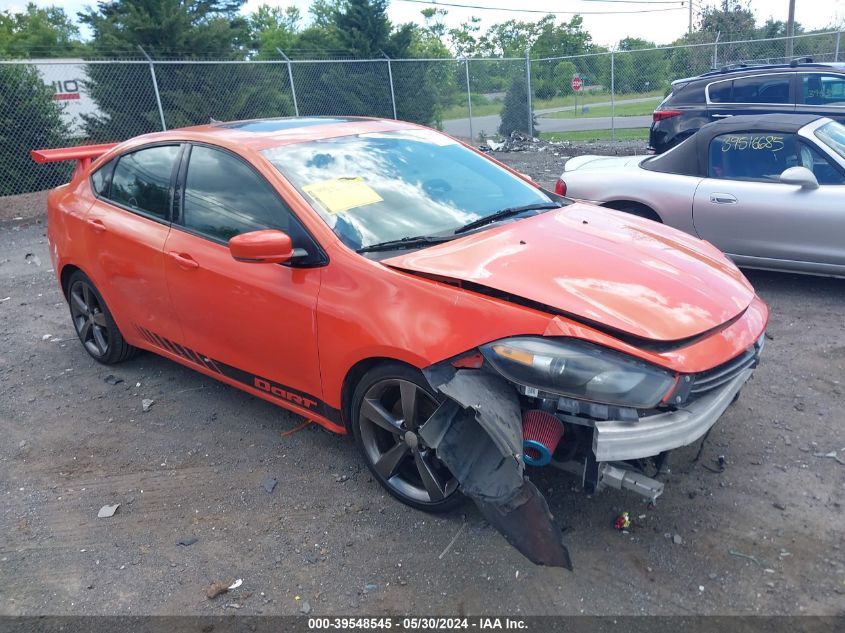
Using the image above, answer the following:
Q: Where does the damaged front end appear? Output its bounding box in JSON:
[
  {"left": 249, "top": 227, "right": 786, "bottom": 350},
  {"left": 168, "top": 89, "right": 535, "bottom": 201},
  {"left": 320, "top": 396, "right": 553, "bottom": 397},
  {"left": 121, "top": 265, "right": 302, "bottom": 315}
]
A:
[{"left": 420, "top": 334, "right": 765, "bottom": 570}]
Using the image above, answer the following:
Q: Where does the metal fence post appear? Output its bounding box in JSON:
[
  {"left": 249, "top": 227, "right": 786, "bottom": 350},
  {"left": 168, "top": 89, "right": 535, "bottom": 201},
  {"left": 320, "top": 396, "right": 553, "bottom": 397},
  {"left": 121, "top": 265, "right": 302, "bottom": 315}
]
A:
[
  {"left": 276, "top": 49, "right": 299, "bottom": 116},
  {"left": 713, "top": 31, "right": 721, "bottom": 68},
  {"left": 464, "top": 58, "right": 473, "bottom": 142},
  {"left": 139, "top": 46, "right": 166, "bottom": 131},
  {"left": 610, "top": 49, "right": 616, "bottom": 142},
  {"left": 525, "top": 50, "right": 534, "bottom": 138},
  {"left": 836, "top": 31, "right": 841, "bottom": 62},
  {"left": 382, "top": 52, "right": 398, "bottom": 120}
]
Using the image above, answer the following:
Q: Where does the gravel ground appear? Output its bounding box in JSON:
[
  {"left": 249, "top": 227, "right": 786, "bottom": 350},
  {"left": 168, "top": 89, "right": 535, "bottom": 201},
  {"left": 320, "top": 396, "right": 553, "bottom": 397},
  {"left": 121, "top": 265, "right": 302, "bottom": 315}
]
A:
[
  {"left": 1, "top": 146, "right": 844, "bottom": 617},
  {"left": 483, "top": 139, "right": 645, "bottom": 190}
]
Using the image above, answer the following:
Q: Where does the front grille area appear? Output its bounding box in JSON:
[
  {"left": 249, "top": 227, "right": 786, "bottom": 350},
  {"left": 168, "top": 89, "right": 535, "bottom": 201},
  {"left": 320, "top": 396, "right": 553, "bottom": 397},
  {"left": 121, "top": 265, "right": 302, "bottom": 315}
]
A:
[{"left": 672, "top": 335, "right": 764, "bottom": 405}]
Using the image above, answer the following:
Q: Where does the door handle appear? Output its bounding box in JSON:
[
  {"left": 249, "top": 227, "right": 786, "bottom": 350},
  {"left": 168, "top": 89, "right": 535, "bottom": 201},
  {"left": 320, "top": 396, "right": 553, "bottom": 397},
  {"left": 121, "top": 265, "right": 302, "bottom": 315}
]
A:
[
  {"left": 86, "top": 218, "right": 106, "bottom": 233},
  {"left": 167, "top": 252, "right": 199, "bottom": 270},
  {"left": 710, "top": 193, "right": 737, "bottom": 204},
  {"left": 712, "top": 114, "right": 733, "bottom": 119}
]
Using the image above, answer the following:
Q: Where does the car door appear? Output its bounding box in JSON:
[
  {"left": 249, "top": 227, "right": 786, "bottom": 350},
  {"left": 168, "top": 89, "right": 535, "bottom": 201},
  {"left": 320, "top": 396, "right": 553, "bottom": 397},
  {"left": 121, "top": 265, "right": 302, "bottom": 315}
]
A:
[
  {"left": 85, "top": 143, "right": 184, "bottom": 344},
  {"left": 706, "top": 73, "right": 795, "bottom": 122},
  {"left": 692, "top": 130, "right": 845, "bottom": 266},
  {"left": 163, "top": 143, "right": 326, "bottom": 413}
]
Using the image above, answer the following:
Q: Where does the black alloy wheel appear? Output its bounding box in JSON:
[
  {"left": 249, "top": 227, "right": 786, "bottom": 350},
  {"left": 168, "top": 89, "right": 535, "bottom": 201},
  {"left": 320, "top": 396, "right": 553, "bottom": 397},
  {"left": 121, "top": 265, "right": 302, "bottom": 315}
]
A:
[
  {"left": 67, "top": 271, "right": 137, "bottom": 364},
  {"left": 352, "top": 364, "right": 462, "bottom": 513}
]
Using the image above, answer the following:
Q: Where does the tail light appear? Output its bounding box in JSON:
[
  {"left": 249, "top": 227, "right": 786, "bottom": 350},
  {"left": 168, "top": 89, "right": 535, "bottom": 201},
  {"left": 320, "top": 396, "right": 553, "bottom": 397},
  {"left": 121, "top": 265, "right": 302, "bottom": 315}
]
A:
[
  {"left": 653, "top": 110, "right": 682, "bottom": 122},
  {"left": 554, "top": 178, "right": 567, "bottom": 196}
]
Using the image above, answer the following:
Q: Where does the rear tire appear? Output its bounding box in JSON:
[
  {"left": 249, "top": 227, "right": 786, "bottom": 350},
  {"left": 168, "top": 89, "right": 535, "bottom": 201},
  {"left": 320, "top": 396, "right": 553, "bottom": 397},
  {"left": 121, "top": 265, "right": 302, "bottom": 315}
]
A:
[
  {"left": 67, "top": 271, "right": 138, "bottom": 365},
  {"left": 604, "top": 201, "right": 662, "bottom": 223},
  {"left": 351, "top": 362, "right": 463, "bottom": 514}
]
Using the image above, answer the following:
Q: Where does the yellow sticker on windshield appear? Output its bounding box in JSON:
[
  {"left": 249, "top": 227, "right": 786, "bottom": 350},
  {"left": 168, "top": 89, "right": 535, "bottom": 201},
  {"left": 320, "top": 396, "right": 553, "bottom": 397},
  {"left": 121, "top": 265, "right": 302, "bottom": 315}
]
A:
[{"left": 302, "top": 177, "right": 383, "bottom": 214}]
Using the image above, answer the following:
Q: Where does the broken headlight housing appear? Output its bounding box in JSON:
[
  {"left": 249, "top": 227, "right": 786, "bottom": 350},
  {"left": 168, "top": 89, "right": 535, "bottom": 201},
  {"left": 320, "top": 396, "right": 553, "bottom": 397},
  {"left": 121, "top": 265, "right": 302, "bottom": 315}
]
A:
[{"left": 480, "top": 337, "right": 675, "bottom": 408}]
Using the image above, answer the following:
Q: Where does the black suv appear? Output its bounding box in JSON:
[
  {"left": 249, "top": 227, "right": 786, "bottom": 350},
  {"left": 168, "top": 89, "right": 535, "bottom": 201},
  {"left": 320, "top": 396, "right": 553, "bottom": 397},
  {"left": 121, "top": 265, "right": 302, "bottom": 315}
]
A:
[{"left": 649, "top": 59, "right": 845, "bottom": 153}]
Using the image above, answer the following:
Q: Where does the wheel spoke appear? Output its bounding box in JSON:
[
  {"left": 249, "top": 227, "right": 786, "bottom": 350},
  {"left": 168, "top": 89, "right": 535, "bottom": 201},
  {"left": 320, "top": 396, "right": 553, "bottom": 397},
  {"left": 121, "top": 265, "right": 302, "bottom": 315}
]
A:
[
  {"left": 374, "top": 441, "right": 410, "bottom": 480},
  {"left": 91, "top": 311, "right": 107, "bottom": 327},
  {"left": 82, "top": 284, "right": 92, "bottom": 309},
  {"left": 71, "top": 290, "right": 87, "bottom": 315},
  {"left": 399, "top": 381, "right": 418, "bottom": 429},
  {"left": 361, "top": 397, "right": 401, "bottom": 433},
  {"left": 78, "top": 318, "right": 92, "bottom": 342},
  {"left": 413, "top": 448, "right": 445, "bottom": 502},
  {"left": 92, "top": 326, "right": 108, "bottom": 355}
]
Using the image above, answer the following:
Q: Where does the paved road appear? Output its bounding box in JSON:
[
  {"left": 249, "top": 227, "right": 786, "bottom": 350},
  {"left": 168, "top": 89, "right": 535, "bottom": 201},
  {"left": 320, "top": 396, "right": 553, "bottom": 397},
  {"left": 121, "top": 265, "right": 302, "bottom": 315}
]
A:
[
  {"left": 442, "top": 96, "right": 656, "bottom": 139},
  {"left": 535, "top": 95, "right": 659, "bottom": 116}
]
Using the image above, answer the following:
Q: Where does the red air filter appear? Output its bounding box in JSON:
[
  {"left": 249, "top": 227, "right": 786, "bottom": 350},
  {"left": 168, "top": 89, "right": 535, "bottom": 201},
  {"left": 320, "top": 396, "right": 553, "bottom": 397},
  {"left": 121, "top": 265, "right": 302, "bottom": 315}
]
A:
[{"left": 522, "top": 409, "right": 565, "bottom": 467}]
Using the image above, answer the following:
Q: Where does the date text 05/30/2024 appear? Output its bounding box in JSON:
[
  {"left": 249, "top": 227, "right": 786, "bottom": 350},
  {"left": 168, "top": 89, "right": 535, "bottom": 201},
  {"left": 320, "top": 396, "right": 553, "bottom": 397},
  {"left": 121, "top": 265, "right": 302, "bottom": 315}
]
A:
[{"left": 308, "top": 617, "right": 528, "bottom": 630}]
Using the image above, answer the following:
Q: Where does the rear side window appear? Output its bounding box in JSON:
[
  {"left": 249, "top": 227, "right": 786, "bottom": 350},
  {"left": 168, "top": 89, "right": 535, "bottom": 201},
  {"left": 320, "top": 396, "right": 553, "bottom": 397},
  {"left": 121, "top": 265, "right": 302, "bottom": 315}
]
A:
[
  {"left": 708, "top": 75, "right": 791, "bottom": 104},
  {"left": 182, "top": 145, "right": 300, "bottom": 243},
  {"left": 801, "top": 73, "right": 845, "bottom": 106},
  {"left": 707, "top": 80, "right": 732, "bottom": 103},
  {"left": 733, "top": 76, "right": 790, "bottom": 103},
  {"left": 109, "top": 145, "right": 180, "bottom": 220},
  {"left": 90, "top": 161, "right": 112, "bottom": 196}
]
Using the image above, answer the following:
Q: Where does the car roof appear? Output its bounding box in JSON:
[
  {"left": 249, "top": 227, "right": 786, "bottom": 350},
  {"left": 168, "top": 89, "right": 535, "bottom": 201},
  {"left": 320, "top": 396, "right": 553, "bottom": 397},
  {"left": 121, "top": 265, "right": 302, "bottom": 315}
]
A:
[
  {"left": 118, "top": 116, "right": 424, "bottom": 153},
  {"left": 672, "top": 61, "right": 845, "bottom": 87},
  {"left": 642, "top": 113, "right": 827, "bottom": 177}
]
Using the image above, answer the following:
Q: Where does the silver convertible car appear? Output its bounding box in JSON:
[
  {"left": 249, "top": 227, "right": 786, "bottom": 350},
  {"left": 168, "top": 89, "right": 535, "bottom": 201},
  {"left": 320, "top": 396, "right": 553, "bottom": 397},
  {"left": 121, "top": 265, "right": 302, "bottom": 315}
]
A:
[{"left": 557, "top": 114, "right": 845, "bottom": 278}]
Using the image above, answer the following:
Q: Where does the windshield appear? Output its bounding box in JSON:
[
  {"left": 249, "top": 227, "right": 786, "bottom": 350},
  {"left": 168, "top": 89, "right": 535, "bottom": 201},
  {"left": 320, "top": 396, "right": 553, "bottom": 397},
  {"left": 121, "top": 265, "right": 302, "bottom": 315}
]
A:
[
  {"left": 262, "top": 129, "right": 552, "bottom": 251},
  {"left": 815, "top": 121, "right": 845, "bottom": 161}
]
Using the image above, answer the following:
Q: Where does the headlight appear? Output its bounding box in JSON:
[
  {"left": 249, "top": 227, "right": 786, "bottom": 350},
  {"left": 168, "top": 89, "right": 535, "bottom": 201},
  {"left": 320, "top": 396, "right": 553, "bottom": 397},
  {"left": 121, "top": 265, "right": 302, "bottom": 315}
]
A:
[{"left": 480, "top": 337, "right": 675, "bottom": 408}]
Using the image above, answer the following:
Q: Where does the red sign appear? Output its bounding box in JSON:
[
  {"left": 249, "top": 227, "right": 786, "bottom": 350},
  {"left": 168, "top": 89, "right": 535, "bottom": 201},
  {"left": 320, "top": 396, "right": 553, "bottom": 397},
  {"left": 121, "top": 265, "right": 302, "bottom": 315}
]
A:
[{"left": 571, "top": 75, "right": 583, "bottom": 92}]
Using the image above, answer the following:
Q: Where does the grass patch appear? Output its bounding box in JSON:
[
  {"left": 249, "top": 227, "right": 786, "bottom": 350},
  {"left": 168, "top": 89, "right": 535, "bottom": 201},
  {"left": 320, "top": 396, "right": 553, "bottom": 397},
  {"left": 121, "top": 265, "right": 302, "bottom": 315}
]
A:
[
  {"left": 542, "top": 97, "right": 661, "bottom": 119},
  {"left": 540, "top": 128, "right": 649, "bottom": 142},
  {"left": 441, "top": 89, "right": 664, "bottom": 121},
  {"left": 533, "top": 89, "right": 663, "bottom": 111}
]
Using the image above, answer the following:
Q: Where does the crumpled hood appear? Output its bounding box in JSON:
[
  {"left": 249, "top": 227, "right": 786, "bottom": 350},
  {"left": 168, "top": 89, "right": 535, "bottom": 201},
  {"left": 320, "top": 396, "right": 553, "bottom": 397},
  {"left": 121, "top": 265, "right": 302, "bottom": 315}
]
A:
[{"left": 383, "top": 203, "right": 755, "bottom": 342}]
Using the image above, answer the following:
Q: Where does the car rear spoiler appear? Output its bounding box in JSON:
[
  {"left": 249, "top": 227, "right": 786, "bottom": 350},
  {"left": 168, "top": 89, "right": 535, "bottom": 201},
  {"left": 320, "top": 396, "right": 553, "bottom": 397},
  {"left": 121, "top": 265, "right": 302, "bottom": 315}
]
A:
[{"left": 30, "top": 143, "right": 118, "bottom": 180}]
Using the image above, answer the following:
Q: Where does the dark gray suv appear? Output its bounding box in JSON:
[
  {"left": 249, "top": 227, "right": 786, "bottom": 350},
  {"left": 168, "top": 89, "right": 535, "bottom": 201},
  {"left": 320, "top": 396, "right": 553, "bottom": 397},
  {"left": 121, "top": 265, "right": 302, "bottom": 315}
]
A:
[{"left": 649, "top": 59, "right": 845, "bottom": 153}]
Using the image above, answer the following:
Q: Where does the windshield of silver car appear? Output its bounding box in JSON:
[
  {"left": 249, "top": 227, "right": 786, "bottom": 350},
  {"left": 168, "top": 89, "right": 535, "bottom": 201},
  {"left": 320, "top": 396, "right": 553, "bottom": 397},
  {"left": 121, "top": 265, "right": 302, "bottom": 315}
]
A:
[{"left": 815, "top": 121, "right": 845, "bottom": 161}]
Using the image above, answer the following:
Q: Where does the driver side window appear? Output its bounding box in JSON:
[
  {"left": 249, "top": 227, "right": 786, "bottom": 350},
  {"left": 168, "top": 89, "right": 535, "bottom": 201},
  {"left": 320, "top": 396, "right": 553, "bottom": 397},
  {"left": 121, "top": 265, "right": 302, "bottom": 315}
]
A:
[
  {"left": 180, "top": 145, "right": 323, "bottom": 264},
  {"left": 797, "top": 142, "right": 845, "bottom": 185},
  {"left": 708, "top": 132, "right": 795, "bottom": 182}
]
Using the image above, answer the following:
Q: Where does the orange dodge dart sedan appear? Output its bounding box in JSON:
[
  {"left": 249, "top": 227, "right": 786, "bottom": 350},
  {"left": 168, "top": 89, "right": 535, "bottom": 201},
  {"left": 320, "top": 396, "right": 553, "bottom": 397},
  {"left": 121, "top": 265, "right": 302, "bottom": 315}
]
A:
[{"left": 34, "top": 117, "right": 768, "bottom": 568}]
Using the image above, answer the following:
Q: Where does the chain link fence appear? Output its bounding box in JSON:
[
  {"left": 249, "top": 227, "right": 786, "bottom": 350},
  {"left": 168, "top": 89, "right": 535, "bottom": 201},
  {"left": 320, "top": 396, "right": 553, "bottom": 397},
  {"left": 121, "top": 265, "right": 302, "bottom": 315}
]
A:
[{"left": 2, "top": 30, "right": 842, "bottom": 196}]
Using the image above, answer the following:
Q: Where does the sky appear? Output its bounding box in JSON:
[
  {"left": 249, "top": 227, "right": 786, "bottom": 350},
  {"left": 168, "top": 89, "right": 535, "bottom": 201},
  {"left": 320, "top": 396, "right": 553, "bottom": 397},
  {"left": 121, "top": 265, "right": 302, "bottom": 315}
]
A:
[{"left": 3, "top": 0, "right": 844, "bottom": 48}]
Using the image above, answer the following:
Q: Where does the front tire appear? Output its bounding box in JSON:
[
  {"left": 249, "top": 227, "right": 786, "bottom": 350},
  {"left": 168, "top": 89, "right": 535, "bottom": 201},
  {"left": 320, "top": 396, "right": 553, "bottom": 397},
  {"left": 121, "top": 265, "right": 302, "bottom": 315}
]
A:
[
  {"left": 67, "top": 271, "right": 138, "bottom": 365},
  {"left": 351, "top": 363, "right": 463, "bottom": 513}
]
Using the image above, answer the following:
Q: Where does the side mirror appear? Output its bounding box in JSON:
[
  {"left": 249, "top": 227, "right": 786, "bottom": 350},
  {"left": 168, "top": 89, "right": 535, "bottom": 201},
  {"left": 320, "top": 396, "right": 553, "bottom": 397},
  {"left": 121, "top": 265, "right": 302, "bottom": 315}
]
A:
[
  {"left": 779, "top": 166, "right": 819, "bottom": 190},
  {"left": 229, "top": 229, "right": 293, "bottom": 264}
]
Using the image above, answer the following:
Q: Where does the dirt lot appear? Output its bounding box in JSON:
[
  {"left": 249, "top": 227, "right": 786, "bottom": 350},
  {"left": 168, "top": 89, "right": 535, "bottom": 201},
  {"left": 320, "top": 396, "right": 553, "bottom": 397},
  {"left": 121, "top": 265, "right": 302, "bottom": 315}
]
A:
[{"left": 1, "top": 148, "right": 844, "bottom": 618}]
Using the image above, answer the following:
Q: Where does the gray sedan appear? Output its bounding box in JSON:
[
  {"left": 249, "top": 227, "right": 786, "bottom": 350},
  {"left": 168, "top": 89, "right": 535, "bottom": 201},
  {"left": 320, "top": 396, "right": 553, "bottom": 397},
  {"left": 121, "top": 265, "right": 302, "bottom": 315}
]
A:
[{"left": 557, "top": 114, "right": 845, "bottom": 278}]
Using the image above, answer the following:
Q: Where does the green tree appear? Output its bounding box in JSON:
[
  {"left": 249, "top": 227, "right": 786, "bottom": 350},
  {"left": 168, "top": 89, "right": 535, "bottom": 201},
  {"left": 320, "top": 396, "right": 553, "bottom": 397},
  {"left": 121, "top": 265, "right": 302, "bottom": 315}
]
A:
[
  {"left": 249, "top": 4, "right": 301, "bottom": 59},
  {"left": 291, "top": 0, "right": 442, "bottom": 125},
  {"left": 614, "top": 37, "right": 669, "bottom": 94},
  {"left": 528, "top": 15, "right": 592, "bottom": 99},
  {"left": 0, "top": 3, "right": 86, "bottom": 58},
  {"left": 498, "top": 75, "right": 534, "bottom": 137},
  {"left": 448, "top": 17, "right": 482, "bottom": 58},
  {"left": 79, "top": 1, "right": 294, "bottom": 141},
  {"left": 0, "top": 63, "right": 71, "bottom": 195}
]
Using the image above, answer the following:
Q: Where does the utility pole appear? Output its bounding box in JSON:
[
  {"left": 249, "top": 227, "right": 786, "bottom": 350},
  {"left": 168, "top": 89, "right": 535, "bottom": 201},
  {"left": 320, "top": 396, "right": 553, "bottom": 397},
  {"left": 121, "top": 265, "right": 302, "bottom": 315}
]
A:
[
  {"left": 688, "top": 0, "right": 693, "bottom": 35},
  {"left": 786, "top": 0, "right": 796, "bottom": 59}
]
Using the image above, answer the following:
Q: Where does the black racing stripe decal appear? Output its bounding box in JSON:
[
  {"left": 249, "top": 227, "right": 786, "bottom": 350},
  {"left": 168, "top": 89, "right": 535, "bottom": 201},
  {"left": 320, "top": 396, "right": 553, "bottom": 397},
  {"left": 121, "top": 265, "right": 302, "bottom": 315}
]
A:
[
  {"left": 135, "top": 324, "right": 222, "bottom": 375},
  {"left": 133, "top": 324, "right": 341, "bottom": 425},
  {"left": 156, "top": 335, "right": 183, "bottom": 358}
]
